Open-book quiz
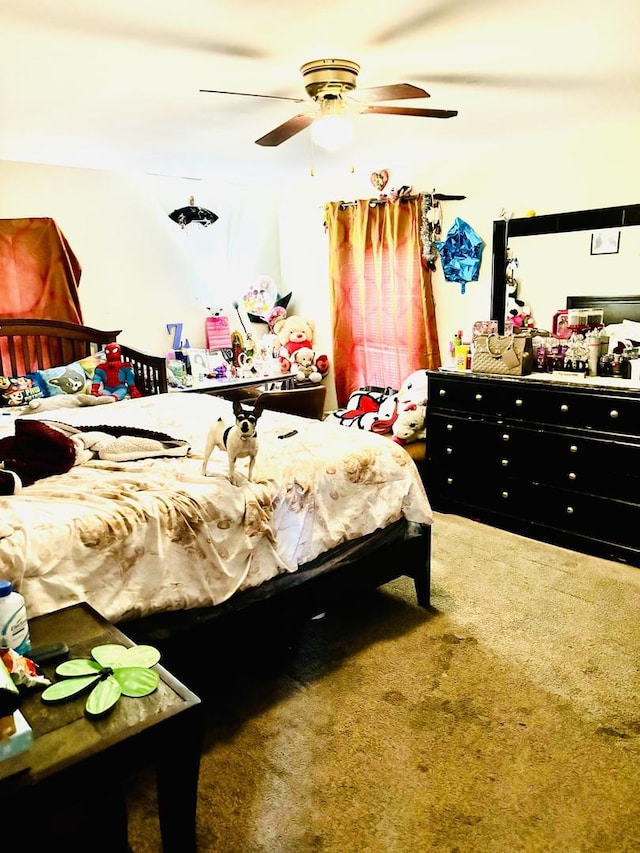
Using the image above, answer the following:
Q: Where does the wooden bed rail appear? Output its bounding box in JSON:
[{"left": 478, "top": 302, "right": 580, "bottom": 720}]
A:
[
  {"left": 119, "top": 343, "right": 168, "bottom": 395},
  {"left": 0, "top": 318, "right": 168, "bottom": 396}
]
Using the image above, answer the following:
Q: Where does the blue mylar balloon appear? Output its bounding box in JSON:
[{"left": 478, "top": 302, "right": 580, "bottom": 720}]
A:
[{"left": 435, "top": 217, "right": 484, "bottom": 294}]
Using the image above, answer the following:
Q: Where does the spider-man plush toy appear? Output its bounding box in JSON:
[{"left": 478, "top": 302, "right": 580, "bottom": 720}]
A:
[{"left": 91, "top": 342, "right": 141, "bottom": 401}]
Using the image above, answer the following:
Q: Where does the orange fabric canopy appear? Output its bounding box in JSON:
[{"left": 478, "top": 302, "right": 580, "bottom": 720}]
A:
[{"left": 0, "top": 217, "right": 82, "bottom": 323}]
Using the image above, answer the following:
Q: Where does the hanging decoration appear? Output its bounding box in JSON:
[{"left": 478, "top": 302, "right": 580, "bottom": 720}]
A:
[
  {"left": 420, "top": 193, "right": 442, "bottom": 270},
  {"left": 435, "top": 216, "right": 484, "bottom": 295},
  {"left": 420, "top": 191, "right": 467, "bottom": 271},
  {"left": 169, "top": 196, "right": 218, "bottom": 229},
  {"left": 370, "top": 170, "right": 389, "bottom": 193}
]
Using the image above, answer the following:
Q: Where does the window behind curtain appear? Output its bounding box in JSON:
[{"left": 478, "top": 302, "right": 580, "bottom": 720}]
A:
[{"left": 325, "top": 196, "right": 440, "bottom": 407}]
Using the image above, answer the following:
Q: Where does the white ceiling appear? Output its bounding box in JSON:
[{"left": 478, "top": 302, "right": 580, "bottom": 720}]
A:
[{"left": 1, "top": 0, "right": 639, "bottom": 182}]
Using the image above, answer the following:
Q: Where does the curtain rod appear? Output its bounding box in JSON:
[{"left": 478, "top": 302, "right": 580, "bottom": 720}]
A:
[
  {"left": 338, "top": 194, "right": 420, "bottom": 210},
  {"left": 337, "top": 192, "right": 465, "bottom": 210}
]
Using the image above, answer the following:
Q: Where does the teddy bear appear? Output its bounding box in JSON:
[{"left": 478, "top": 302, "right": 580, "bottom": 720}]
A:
[
  {"left": 272, "top": 314, "right": 315, "bottom": 371},
  {"left": 272, "top": 314, "right": 329, "bottom": 377},
  {"left": 391, "top": 400, "right": 427, "bottom": 445},
  {"left": 292, "top": 346, "right": 323, "bottom": 384}
]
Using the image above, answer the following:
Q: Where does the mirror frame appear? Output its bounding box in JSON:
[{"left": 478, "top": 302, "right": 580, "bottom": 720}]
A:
[{"left": 490, "top": 203, "right": 640, "bottom": 333}]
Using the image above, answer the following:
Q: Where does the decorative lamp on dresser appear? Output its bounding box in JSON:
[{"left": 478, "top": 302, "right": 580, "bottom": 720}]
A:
[{"left": 425, "top": 369, "right": 640, "bottom": 567}]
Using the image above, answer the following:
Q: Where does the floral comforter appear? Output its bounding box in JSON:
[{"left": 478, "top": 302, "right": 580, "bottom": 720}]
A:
[{"left": 0, "top": 393, "right": 432, "bottom": 623}]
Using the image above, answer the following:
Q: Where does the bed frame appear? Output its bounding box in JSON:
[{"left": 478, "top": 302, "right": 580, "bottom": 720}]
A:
[
  {"left": 565, "top": 295, "right": 640, "bottom": 325},
  {"left": 1, "top": 318, "right": 432, "bottom": 651},
  {"left": 0, "top": 317, "right": 168, "bottom": 395}
]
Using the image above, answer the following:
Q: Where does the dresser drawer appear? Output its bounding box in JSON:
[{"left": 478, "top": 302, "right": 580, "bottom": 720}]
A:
[
  {"left": 427, "top": 413, "right": 640, "bottom": 502},
  {"left": 428, "top": 372, "right": 639, "bottom": 438},
  {"left": 428, "top": 412, "right": 552, "bottom": 475},
  {"left": 528, "top": 485, "right": 639, "bottom": 547},
  {"left": 530, "top": 432, "right": 640, "bottom": 501}
]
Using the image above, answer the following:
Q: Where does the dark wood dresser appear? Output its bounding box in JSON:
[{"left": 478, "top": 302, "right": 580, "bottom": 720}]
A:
[{"left": 425, "top": 369, "right": 640, "bottom": 566}]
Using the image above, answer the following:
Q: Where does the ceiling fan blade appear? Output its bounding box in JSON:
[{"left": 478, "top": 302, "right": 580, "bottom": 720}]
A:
[
  {"left": 408, "top": 71, "right": 584, "bottom": 90},
  {"left": 369, "top": 0, "right": 482, "bottom": 45},
  {"left": 200, "top": 89, "right": 305, "bottom": 103},
  {"left": 357, "top": 83, "right": 431, "bottom": 102},
  {"left": 4, "top": 7, "right": 268, "bottom": 59},
  {"left": 365, "top": 105, "right": 458, "bottom": 119},
  {"left": 255, "top": 115, "right": 315, "bottom": 147}
]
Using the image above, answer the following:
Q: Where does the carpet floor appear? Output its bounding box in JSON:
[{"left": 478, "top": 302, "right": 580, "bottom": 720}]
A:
[{"left": 123, "top": 512, "right": 640, "bottom": 852}]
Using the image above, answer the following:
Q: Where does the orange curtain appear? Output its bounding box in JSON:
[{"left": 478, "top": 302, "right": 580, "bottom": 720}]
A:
[
  {"left": 326, "top": 196, "right": 440, "bottom": 406},
  {"left": 0, "top": 218, "right": 82, "bottom": 322}
]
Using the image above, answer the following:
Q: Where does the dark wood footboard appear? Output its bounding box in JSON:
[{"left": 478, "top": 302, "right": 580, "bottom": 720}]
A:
[{"left": 0, "top": 317, "right": 167, "bottom": 395}]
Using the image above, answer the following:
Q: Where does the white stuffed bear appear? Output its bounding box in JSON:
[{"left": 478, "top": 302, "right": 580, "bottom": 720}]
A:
[{"left": 293, "top": 346, "right": 322, "bottom": 384}]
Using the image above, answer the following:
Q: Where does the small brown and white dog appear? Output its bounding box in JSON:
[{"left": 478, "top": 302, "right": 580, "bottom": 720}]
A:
[{"left": 201, "top": 399, "right": 262, "bottom": 483}]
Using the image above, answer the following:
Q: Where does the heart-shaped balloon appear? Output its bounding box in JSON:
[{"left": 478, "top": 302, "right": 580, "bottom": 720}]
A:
[{"left": 370, "top": 170, "right": 389, "bottom": 192}]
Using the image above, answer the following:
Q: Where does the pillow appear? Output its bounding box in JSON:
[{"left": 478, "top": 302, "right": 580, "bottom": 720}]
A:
[
  {"left": 0, "top": 374, "right": 44, "bottom": 407},
  {"left": 36, "top": 361, "right": 89, "bottom": 397},
  {"left": 35, "top": 353, "right": 104, "bottom": 397},
  {"left": 78, "top": 352, "right": 106, "bottom": 379}
]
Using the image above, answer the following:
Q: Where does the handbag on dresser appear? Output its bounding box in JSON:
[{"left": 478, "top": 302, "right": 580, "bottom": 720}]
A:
[{"left": 471, "top": 332, "right": 534, "bottom": 376}]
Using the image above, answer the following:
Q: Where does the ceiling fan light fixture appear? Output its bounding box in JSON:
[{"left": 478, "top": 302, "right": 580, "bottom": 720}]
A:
[{"left": 311, "top": 114, "right": 353, "bottom": 151}]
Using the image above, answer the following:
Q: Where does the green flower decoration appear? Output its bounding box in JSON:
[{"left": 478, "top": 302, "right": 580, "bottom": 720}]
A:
[{"left": 41, "top": 643, "right": 161, "bottom": 718}]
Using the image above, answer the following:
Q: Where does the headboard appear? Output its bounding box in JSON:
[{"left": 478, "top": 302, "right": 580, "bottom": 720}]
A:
[
  {"left": 0, "top": 317, "right": 168, "bottom": 395},
  {"left": 566, "top": 295, "right": 640, "bottom": 325}
]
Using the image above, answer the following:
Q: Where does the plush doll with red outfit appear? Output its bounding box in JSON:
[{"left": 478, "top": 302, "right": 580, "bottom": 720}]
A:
[
  {"left": 272, "top": 315, "right": 329, "bottom": 377},
  {"left": 91, "top": 342, "right": 141, "bottom": 401}
]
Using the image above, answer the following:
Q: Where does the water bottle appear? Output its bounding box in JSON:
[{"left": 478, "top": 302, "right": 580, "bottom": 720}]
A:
[{"left": 0, "top": 580, "right": 31, "bottom": 655}]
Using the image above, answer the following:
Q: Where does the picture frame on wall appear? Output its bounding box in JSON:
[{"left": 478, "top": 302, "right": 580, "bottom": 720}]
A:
[{"left": 590, "top": 229, "right": 620, "bottom": 256}]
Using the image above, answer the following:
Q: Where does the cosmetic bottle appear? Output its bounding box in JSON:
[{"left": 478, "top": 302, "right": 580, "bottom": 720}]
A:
[{"left": 0, "top": 580, "right": 31, "bottom": 656}]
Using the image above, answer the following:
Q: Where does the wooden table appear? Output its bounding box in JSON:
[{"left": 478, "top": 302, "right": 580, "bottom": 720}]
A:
[{"left": 0, "top": 602, "right": 202, "bottom": 852}]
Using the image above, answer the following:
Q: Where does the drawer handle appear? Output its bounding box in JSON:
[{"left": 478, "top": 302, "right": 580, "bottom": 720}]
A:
[
  {"left": 501, "top": 491, "right": 509, "bottom": 499},
  {"left": 569, "top": 445, "right": 578, "bottom": 453},
  {"left": 439, "top": 389, "right": 446, "bottom": 397},
  {"left": 501, "top": 459, "right": 509, "bottom": 467},
  {"left": 560, "top": 404, "right": 569, "bottom": 413},
  {"left": 515, "top": 398, "right": 523, "bottom": 407},
  {"left": 475, "top": 393, "right": 483, "bottom": 401},
  {"left": 610, "top": 409, "right": 619, "bottom": 419},
  {"left": 501, "top": 433, "right": 510, "bottom": 442},
  {"left": 446, "top": 423, "right": 454, "bottom": 431},
  {"left": 566, "top": 506, "right": 574, "bottom": 515},
  {"left": 568, "top": 472, "right": 577, "bottom": 481}
]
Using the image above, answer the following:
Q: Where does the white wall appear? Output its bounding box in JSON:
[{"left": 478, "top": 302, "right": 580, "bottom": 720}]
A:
[
  {"left": 277, "top": 114, "right": 640, "bottom": 407},
  {"left": 0, "top": 163, "right": 281, "bottom": 355},
  {"left": 2, "top": 112, "right": 639, "bottom": 410}
]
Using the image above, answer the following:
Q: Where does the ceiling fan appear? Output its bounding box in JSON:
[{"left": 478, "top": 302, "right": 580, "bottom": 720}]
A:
[{"left": 200, "top": 58, "right": 458, "bottom": 147}]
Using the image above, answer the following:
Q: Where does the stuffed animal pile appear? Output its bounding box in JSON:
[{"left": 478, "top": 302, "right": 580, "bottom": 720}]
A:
[
  {"left": 272, "top": 314, "right": 329, "bottom": 383},
  {"left": 331, "top": 369, "right": 428, "bottom": 445}
]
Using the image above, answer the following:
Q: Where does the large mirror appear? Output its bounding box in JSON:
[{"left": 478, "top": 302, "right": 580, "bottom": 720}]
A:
[{"left": 490, "top": 204, "right": 640, "bottom": 333}]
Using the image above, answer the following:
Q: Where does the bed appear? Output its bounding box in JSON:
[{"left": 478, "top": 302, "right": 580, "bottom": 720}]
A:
[{"left": 0, "top": 318, "right": 433, "bottom": 649}]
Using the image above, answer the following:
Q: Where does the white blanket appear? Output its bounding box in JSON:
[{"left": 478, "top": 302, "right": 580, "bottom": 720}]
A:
[{"left": 0, "top": 393, "right": 433, "bottom": 623}]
